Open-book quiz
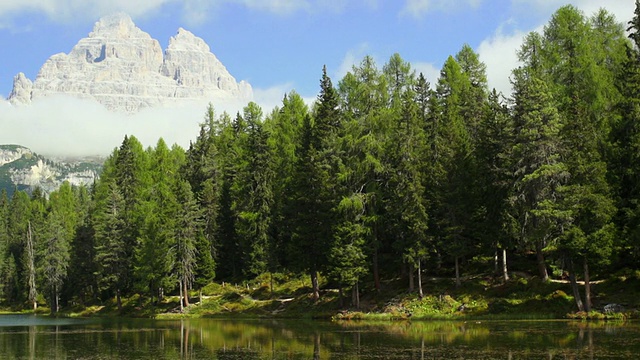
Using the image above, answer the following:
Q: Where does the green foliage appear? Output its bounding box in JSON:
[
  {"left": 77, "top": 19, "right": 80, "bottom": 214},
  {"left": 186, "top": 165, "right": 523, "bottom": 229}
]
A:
[{"left": 2, "top": 3, "right": 640, "bottom": 321}]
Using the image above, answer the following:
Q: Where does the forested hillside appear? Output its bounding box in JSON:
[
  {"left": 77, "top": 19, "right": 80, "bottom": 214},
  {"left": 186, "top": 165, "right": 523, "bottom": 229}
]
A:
[{"left": 1, "top": 4, "right": 639, "bottom": 314}]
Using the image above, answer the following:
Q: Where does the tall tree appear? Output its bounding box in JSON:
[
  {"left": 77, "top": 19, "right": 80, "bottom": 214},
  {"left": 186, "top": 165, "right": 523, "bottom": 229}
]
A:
[
  {"left": 235, "top": 102, "right": 275, "bottom": 278},
  {"left": 93, "top": 180, "right": 127, "bottom": 310},
  {"left": 173, "top": 180, "right": 201, "bottom": 309},
  {"left": 509, "top": 67, "right": 567, "bottom": 282},
  {"left": 289, "top": 66, "right": 341, "bottom": 301}
]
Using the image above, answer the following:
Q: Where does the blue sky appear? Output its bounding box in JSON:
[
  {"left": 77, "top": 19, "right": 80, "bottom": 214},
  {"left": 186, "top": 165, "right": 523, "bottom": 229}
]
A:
[{"left": 0, "top": 0, "right": 634, "bottom": 156}]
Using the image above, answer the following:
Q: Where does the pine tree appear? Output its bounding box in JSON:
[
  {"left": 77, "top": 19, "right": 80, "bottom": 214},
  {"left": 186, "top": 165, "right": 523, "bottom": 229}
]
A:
[
  {"left": 0, "top": 189, "right": 8, "bottom": 301},
  {"left": 235, "top": 102, "right": 275, "bottom": 278},
  {"left": 174, "top": 180, "right": 201, "bottom": 309},
  {"left": 93, "top": 180, "right": 126, "bottom": 310}
]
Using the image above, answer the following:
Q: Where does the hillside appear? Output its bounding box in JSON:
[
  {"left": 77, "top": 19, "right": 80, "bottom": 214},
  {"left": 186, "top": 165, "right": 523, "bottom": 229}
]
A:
[{"left": 0, "top": 144, "right": 101, "bottom": 196}]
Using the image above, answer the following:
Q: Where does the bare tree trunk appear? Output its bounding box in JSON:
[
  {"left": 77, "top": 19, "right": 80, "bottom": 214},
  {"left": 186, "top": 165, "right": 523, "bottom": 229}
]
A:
[
  {"left": 502, "top": 248, "right": 509, "bottom": 282},
  {"left": 583, "top": 258, "right": 591, "bottom": 313},
  {"left": 408, "top": 263, "right": 415, "bottom": 293},
  {"left": 311, "top": 270, "right": 319, "bottom": 301},
  {"left": 352, "top": 282, "right": 360, "bottom": 309},
  {"left": 536, "top": 240, "right": 549, "bottom": 281},
  {"left": 26, "top": 221, "right": 37, "bottom": 312},
  {"left": 179, "top": 280, "right": 184, "bottom": 313},
  {"left": 455, "top": 256, "right": 461, "bottom": 288},
  {"left": 116, "top": 288, "right": 122, "bottom": 311},
  {"left": 417, "top": 260, "right": 424, "bottom": 299},
  {"left": 338, "top": 285, "right": 344, "bottom": 308},
  {"left": 568, "top": 258, "right": 584, "bottom": 312},
  {"left": 183, "top": 279, "right": 190, "bottom": 307},
  {"left": 494, "top": 247, "right": 499, "bottom": 275},
  {"left": 270, "top": 272, "right": 274, "bottom": 297},
  {"left": 373, "top": 248, "right": 381, "bottom": 291}
]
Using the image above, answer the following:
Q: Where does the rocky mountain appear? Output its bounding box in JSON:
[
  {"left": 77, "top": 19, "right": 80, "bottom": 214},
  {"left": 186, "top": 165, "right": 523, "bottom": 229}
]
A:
[
  {"left": 0, "top": 145, "right": 101, "bottom": 196},
  {"left": 7, "top": 13, "right": 252, "bottom": 113}
]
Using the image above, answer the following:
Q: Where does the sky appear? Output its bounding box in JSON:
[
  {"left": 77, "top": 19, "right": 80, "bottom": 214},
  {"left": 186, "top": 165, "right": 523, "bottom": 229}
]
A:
[{"left": 0, "top": 0, "right": 635, "bottom": 157}]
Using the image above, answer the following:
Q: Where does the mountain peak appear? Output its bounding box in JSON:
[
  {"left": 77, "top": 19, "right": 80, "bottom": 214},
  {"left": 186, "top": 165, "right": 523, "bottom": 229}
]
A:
[
  {"left": 7, "top": 13, "right": 252, "bottom": 113},
  {"left": 90, "top": 13, "right": 141, "bottom": 38}
]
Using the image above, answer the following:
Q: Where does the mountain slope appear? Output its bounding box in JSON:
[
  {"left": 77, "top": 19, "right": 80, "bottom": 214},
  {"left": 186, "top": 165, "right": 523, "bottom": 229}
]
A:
[{"left": 0, "top": 145, "right": 101, "bottom": 196}]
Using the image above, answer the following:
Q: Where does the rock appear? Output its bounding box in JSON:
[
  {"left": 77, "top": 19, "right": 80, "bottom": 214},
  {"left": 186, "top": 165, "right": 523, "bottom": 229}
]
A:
[
  {"left": 0, "top": 145, "right": 101, "bottom": 196},
  {"left": 8, "top": 73, "right": 32, "bottom": 105},
  {"left": 7, "top": 13, "right": 252, "bottom": 113},
  {"left": 603, "top": 303, "right": 624, "bottom": 313}
]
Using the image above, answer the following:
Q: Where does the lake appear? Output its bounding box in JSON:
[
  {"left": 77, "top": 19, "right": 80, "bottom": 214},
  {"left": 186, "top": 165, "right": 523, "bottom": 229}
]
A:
[{"left": 0, "top": 314, "right": 638, "bottom": 359}]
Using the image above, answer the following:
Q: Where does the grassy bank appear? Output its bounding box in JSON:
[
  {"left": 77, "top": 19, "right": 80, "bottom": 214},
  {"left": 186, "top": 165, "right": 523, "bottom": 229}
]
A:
[{"left": 50, "top": 269, "right": 640, "bottom": 321}]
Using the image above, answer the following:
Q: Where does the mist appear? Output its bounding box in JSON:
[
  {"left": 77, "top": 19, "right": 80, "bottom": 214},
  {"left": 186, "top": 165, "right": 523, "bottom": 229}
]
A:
[{"left": 0, "top": 91, "right": 287, "bottom": 158}]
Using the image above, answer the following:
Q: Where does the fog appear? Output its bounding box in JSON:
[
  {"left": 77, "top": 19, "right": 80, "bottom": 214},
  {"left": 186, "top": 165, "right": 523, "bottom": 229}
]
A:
[{"left": 0, "top": 90, "right": 288, "bottom": 158}]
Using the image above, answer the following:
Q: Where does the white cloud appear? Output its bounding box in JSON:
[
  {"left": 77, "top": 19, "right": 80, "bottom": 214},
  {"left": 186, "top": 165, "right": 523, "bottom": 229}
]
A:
[
  {"left": 335, "top": 43, "right": 370, "bottom": 80},
  {"left": 238, "top": 0, "right": 311, "bottom": 15},
  {"left": 511, "top": 0, "right": 633, "bottom": 24},
  {"left": 476, "top": 0, "right": 634, "bottom": 97},
  {"left": 400, "top": 0, "right": 482, "bottom": 19},
  {"left": 0, "top": 95, "right": 249, "bottom": 157},
  {"left": 253, "top": 82, "right": 296, "bottom": 113},
  {"left": 0, "top": 84, "right": 310, "bottom": 157},
  {"left": 412, "top": 61, "right": 440, "bottom": 87},
  {"left": 0, "top": 0, "right": 171, "bottom": 24},
  {"left": 477, "top": 26, "right": 527, "bottom": 96},
  {"left": 0, "top": 0, "right": 375, "bottom": 25}
]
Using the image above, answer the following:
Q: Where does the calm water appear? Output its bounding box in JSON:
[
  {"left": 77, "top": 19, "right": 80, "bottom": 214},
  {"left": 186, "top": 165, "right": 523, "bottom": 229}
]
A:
[{"left": 0, "top": 315, "right": 638, "bottom": 359}]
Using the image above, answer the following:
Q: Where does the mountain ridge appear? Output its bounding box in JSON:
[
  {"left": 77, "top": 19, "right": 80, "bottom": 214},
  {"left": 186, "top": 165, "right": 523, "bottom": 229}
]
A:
[
  {"left": 7, "top": 13, "right": 252, "bottom": 113},
  {"left": 0, "top": 144, "right": 102, "bottom": 197}
]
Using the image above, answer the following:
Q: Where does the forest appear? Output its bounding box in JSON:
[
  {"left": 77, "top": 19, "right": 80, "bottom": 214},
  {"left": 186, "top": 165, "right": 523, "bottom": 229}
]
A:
[{"left": 1, "top": 4, "right": 640, "bottom": 314}]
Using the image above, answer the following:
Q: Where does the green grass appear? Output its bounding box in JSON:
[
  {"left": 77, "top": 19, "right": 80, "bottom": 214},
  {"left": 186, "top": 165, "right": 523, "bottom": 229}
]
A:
[{"left": 42, "top": 269, "right": 640, "bottom": 320}]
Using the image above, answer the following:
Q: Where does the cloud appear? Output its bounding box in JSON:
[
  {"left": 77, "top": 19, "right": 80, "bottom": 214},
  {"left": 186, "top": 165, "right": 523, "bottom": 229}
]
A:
[
  {"left": 511, "top": 0, "right": 633, "bottom": 24},
  {"left": 475, "top": 0, "right": 634, "bottom": 97},
  {"left": 335, "top": 43, "right": 370, "bottom": 80},
  {"left": 0, "top": 0, "right": 171, "bottom": 24},
  {"left": 253, "top": 82, "right": 296, "bottom": 113},
  {"left": 0, "top": 83, "right": 310, "bottom": 158},
  {"left": 400, "top": 0, "right": 482, "bottom": 19},
  {"left": 412, "top": 61, "right": 440, "bottom": 87},
  {"left": 238, "top": 0, "right": 311, "bottom": 15},
  {"left": 477, "top": 26, "right": 527, "bottom": 96},
  {"left": 0, "top": 0, "right": 376, "bottom": 26},
  {"left": 0, "top": 95, "right": 250, "bottom": 157}
]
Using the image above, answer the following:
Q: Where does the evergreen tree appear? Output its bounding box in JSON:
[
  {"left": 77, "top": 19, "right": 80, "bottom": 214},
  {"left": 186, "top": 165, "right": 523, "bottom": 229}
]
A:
[
  {"left": 174, "top": 180, "right": 201, "bottom": 308},
  {"left": 509, "top": 67, "right": 567, "bottom": 282},
  {"left": 289, "top": 66, "right": 341, "bottom": 301},
  {"left": 93, "top": 180, "right": 127, "bottom": 310},
  {"left": 0, "top": 189, "right": 8, "bottom": 301},
  {"left": 234, "top": 102, "right": 275, "bottom": 278}
]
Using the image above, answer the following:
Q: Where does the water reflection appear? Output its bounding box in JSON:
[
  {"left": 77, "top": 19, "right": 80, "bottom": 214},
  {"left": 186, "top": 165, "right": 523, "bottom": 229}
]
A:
[{"left": 0, "top": 315, "right": 638, "bottom": 359}]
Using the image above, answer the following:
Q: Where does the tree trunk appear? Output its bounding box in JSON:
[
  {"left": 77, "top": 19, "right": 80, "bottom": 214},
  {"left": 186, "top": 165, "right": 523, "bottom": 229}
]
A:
[
  {"left": 338, "top": 285, "right": 344, "bottom": 308},
  {"left": 535, "top": 240, "right": 549, "bottom": 281},
  {"left": 568, "top": 258, "right": 584, "bottom": 312},
  {"left": 417, "top": 260, "right": 424, "bottom": 299},
  {"left": 352, "top": 282, "right": 360, "bottom": 309},
  {"left": 179, "top": 280, "right": 184, "bottom": 313},
  {"left": 183, "top": 279, "right": 190, "bottom": 307},
  {"left": 502, "top": 248, "right": 509, "bottom": 283},
  {"left": 408, "top": 263, "right": 415, "bottom": 293},
  {"left": 311, "top": 270, "right": 319, "bottom": 301},
  {"left": 116, "top": 288, "right": 122, "bottom": 311},
  {"left": 373, "top": 248, "right": 381, "bottom": 291},
  {"left": 583, "top": 258, "right": 591, "bottom": 313},
  {"left": 494, "top": 247, "right": 499, "bottom": 275},
  {"left": 270, "top": 272, "right": 274, "bottom": 298},
  {"left": 455, "top": 256, "right": 461, "bottom": 288}
]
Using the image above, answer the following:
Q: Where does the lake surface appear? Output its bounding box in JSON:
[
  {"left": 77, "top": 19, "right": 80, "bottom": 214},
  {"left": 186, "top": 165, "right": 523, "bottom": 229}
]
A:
[{"left": 0, "top": 315, "right": 638, "bottom": 359}]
